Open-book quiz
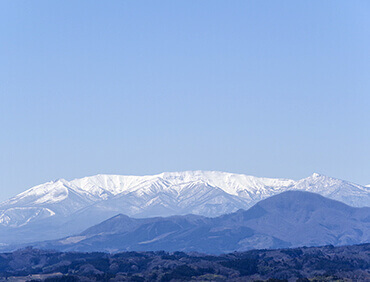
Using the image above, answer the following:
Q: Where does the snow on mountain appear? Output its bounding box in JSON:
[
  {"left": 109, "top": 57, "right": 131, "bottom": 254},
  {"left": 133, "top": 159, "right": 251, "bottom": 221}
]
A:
[
  {"left": 0, "top": 179, "right": 98, "bottom": 217},
  {"left": 293, "top": 173, "right": 370, "bottom": 207},
  {"left": 0, "top": 171, "right": 369, "bottom": 245},
  {"left": 0, "top": 207, "right": 55, "bottom": 228}
]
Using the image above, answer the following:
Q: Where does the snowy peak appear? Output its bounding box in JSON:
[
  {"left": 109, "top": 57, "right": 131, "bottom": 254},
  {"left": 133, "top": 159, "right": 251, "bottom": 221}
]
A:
[
  {"left": 293, "top": 173, "right": 370, "bottom": 207},
  {"left": 0, "top": 180, "right": 69, "bottom": 207},
  {"left": 0, "top": 171, "right": 369, "bottom": 239},
  {"left": 158, "top": 170, "right": 295, "bottom": 196},
  {"left": 2, "top": 171, "right": 369, "bottom": 210}
]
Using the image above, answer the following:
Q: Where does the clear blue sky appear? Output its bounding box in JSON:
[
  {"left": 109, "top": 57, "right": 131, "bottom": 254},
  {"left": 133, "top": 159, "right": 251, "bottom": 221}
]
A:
[{"left": 1, "top": 1, "right": 369, "bottom": 201}]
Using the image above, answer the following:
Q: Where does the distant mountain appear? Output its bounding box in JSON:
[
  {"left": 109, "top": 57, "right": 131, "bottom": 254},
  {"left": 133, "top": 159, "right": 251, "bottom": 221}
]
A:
[
  {"left": 31, "top": 191, "right": 370, "bottom": 254},
  {"left": 0, "top": 171, "right": 369, "bottom": 245}
]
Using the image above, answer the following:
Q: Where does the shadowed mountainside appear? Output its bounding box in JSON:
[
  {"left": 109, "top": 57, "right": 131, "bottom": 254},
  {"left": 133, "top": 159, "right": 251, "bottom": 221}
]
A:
[{"left": 28, "top": 191, "right": 370, "bottom": 254}]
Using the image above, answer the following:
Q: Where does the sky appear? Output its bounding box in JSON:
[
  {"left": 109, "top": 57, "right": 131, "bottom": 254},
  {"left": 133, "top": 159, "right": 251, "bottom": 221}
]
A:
[{"left": 1, "top": 1, "right": 370, "bottom": 201}]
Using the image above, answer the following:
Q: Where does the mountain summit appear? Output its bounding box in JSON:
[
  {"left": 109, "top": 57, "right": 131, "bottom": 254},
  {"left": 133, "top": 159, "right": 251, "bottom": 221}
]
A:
[{"left": 0, "top": 171, "right": 369, "bottom": 245}]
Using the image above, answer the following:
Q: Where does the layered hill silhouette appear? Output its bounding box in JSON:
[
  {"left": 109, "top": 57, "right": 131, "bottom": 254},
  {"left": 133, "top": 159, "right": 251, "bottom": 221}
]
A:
[
  {"left": 1, "top": 171, "right": 369, "bottom": 245},
  {"left": 31, "top": 191, "right": 370, "bottom": 254}
]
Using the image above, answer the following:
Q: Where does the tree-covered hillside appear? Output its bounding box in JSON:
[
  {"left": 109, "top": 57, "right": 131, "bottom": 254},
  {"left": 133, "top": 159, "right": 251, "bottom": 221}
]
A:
[{"left": 0, "top": 244, "right": 369, "bottom": 281}]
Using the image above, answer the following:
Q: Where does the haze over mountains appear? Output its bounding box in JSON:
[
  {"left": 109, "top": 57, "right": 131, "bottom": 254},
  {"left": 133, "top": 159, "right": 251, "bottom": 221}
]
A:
[
  {"left": 0, "top": 171, "right": 369, "bottom": 245},
  {"left": 23, "top": 191, "right": 370, "bottom": 253}
]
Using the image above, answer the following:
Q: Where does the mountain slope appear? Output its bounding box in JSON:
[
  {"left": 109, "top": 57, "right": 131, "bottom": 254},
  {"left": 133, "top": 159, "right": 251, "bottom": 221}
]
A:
[
  {"left": 1, "top": 244, "right": 369, "bottom": 281},
  {"left": 0, "top": 171, "right": 369, "bottom": 245},
  {"left": 32, "top": 191, "right": 370, "bottom": 253}
]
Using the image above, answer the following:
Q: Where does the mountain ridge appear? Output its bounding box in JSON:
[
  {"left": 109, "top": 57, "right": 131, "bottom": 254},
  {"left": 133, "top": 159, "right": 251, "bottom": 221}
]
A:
[
  {"left": 0, "top": 171, "right": 369, "bottom": 245},
  {"left": 28, "top": 191, "right": 370, "bottom": 254}
]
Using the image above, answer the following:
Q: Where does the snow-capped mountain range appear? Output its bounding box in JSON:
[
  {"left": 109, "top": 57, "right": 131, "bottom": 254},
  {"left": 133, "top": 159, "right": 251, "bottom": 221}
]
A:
[{"left": 0, "top": 171, "right": 369, "bottom": 245}]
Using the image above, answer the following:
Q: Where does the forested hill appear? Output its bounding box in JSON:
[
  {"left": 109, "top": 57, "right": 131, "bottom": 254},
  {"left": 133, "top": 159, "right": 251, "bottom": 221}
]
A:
[{"left": 0, "top": 244, "right": 369, "bottom": 281}]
